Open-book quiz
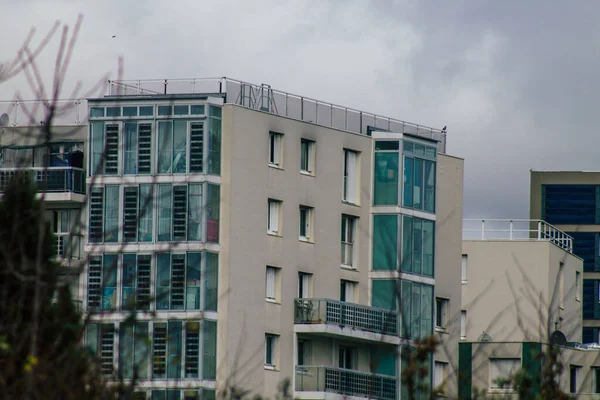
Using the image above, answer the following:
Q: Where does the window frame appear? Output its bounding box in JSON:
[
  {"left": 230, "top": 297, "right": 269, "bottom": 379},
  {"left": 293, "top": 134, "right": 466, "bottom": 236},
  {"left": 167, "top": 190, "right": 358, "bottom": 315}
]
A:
[
  {"left": 489, "top": 358, "right": 520, "bottom": 391},
  {"left": 298, "top": 272, "right": 312, "bottom": 299},
  {"left": 300, "top": 138, "right": 315, "bottom": 175},
  {"left": 269, "top": 131, "right": 283, "bottom": 167},
  {"left": 265, "top": 334, "right": 279, "bottom": 368},
  {"left": 340, "top": 280, "right": 357, "bottom": 303},
  {"left": 341, "top": 214, "right": 358, "bottom": 268},
  {"left": 299, "top": 205, "right": 314, "bottom": 242},
  {"left": 343, "top": 149, "right": 359, "bottom": 204},
  {"left": 435, "top": 297, "right": 449, "bottom": 330},
  {"left": 267, "top": 199, "right": 282, "bottom": 236},
  {"left": 265, "top": 266, "right": 280, "bottom": 302}
]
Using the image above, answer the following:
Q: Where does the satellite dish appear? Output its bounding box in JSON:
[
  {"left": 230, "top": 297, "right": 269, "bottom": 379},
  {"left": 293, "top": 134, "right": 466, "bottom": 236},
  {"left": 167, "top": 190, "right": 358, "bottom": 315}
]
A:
[
  {"left": 550, "top": 330, "right": 567, "bottom": 346},
  {"left": 478, "top": 331, "right": 493, "bottom": 342},
  {"left": 0, "top": 113, "right": 9, "bottom": 127}
]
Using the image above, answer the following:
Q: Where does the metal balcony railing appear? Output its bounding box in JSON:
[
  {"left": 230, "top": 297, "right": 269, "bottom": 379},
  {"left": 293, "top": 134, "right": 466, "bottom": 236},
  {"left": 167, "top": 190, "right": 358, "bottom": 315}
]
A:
[
  {"left": 294, "top": 298, "right": 398, "bottom": 336},
  {"left": 295, "top": 366, "right": 397, "bottom": 400},
  {"left": 0, "top": 167, "right": 86, "bottom": 195},
  {"left": 108, "top": 77, "right": 447, "bottom": 153},
  {"left": 463, "top": 219, "right": 573, "bottom": 253},
  {"left": 55, "top": 233, "right": 83, "bottom": 260}
]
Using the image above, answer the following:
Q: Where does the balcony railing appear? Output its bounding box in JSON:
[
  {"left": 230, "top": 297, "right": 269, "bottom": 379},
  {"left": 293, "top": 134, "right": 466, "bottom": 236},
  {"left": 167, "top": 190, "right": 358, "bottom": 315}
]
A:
[
  {"left": 55, "top": 233, "right": 83, "bottom": 260},
  {"left": 0, "top": 167, "right": 86, "bottom": 195},
  {"left": 463, "top": 219, "right": 573, "bottom": 253},
  {"left": 294, "top": 298, "right": 398, "bottom": 337},
  {"left": 295, "top": 366, "right": 397, "bottom": 400}
]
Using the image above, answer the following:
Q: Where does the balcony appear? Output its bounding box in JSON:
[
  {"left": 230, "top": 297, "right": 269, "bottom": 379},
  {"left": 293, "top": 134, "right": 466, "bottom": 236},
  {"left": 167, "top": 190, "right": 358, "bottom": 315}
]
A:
[
  {"left": 295, "top": 366, "right": 396, "bottom": 400},
  {"left": 55, "top": 232, "right": 83, "bottom": 262},
  {"left": 294, "top": 299, "right": 398, "bottom": 342},
  {"left": 0, "top": 167, "right": 86, "bottom": 201}
]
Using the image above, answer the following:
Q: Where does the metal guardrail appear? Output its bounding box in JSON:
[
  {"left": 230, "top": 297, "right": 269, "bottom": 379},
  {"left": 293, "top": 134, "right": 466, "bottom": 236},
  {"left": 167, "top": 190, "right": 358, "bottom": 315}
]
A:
[
  {"left": 294, "top": 298, "right": 398, "bottom": 336},
  {"left": 0, "top": 167, "right": 86, "bottom": 194},
  {"left": 0, "top": 99, "right": 85, "bottom": 126},
  {"left": 295, "top": 366, "right": 397, "bottom": 400},
  {"left": 463, "top": 219, "right": 573, "bottom": 253},
  {"left": 108, "top": 77, "right": 447, "bottom": 152}
]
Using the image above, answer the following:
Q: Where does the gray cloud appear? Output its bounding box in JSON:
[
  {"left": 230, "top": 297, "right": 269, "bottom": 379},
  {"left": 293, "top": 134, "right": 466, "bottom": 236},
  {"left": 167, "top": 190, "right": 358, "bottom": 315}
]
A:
[{"left": 2, "top": 0, "right": 599, "bottom": 220}]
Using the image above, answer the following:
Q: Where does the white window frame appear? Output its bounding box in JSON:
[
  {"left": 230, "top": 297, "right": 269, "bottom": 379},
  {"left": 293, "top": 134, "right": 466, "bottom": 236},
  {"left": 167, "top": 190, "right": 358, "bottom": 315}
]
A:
[
  {"left": 298, "top": 272, "right": 312, "bottom": 299},
  {"left": 299, "top": 205, "right": 314, "bottom": 242},
  {"left": 297, "top": 339, "right": 311, "bottom": 367},
  {"left": 268, "top": 199, "right": 282, "bottom": 235},
  {"left": 460, "top": 310, "right": 467, "bottom": 339},
  {"left": 265, "top": 266, "right": 279, "bottom": 302},
  {"left": 265, "top": 334, "right": 278, "bottom": 368},
  {"left": 461, "top": 254, "right": 468, "bottom": 284},
  {"left": 341, "top": 214, "right": 357, "bottom": 268},
  {"left": 300, "top": 139, "right": 315, "bottom": 174},
  {"left": 489, "top": 358, "right": 520, "bottom": 390},
  {"left": 434, "top": 361, "right": 448, "bottom": 393},
  {"left": 343, "top": 149, "right": 358, "bottom": 204},
  {"left": 269, "top": 131, "right": 283, "bottom": 167},
  {"left": 340, "top": 280, "right": 357, "bottom": 303},
  {"left": 435, "top": 297, "right": 449, "bottom": 330},
  {"left": 576, "top": 271, "right": 581, "bottom": 302}
]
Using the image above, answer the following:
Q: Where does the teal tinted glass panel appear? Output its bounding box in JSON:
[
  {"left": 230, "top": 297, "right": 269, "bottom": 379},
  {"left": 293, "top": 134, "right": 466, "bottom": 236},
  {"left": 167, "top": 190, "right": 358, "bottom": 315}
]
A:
[
  {"left": 158, "top": 121, "right": 173, "bottom": 173},
  {"left": 203, "top": 320, "right": 217, "bottom": 379},
  {"left": 205, "top": 252, "right": 218, "bottom": 311},
  {"left": 420, "top": 284, "right": 433, "bottom": 337},
  {"left": 123, "top": 106, "right": 138, "bottom": 117},
  {"left": 403, "top": 157, "right": 414, "bottom": 207},
  {"left": 156, "top": 253, "right": 171, "bottom": 310},
  {"left": 124, "top": 122, "right": 138, "bottom": 174},
  {"left": 413, "top": 159, "right": 423, "bottom": 209},
  {"left": 90, "top": 121, "right": 104, "bottom": 175},
  {"left": 209, "top": 106, "right": 222, "bottom": 118},
  {"left": 374, "top": 152, "right": 399, "bottom": 205},
  {"left": 186, "top": 252, "right": 201, "bottom": 310},
  {"left": 372, "top": 344, "right": 396, "bottom": 376},
  {"left": 139, "top": 106, "right": 153, "bottom": 116},
  {"left": 90, "top": 107, "right": 104, "bottom": 118},
  {"left": 375, "top": 141, "right": 399, "bottom": 151},
  {"left": 106, "top": 107, "right": 121, "bottom": 117},
  {"left": 208, "top": 106, "right": 222, "bottom": 175},
  {"left": 372, "top": 279, "right": 397, "bottom": 310},
  {"left": 102, "top": 254, "right": 117, "bottom": 310},
  {"left": 173, "top": 121, "right": 187, "bottom": 173},
  {"left": 401, "top": 280, "right": 433, "bottom": 340},
  {"left": 372, "top": 214, "right": 398, "bottom": 270},
  {"left": 422, "top": 220, "right": 434, "bottom": 277},
  {"left": 104, "top": 186, "right": 119, "bottom": 242},
  {"left": 174, "top": 105, "right": 189, "bottom": 115},
  {"left": 167, "top": 321, "right": 182, "bottom": 378},
  {"left": 158, "top": 106, "right": 172, "bottom": 116},
  {"left": 402, "top": 215, "right": 413, "bottom": 273},
  {"left": 190, "top": 105, "right": 205, "bottom": 115},
  {"left": 424, "top": 160, "right": 435, "bottom": 212},
  {"left": 413, "top": 219, "right": 423, "bottom": 274},
  {"left": 206, "top": 184, "right": 220, "bottom": 243}
]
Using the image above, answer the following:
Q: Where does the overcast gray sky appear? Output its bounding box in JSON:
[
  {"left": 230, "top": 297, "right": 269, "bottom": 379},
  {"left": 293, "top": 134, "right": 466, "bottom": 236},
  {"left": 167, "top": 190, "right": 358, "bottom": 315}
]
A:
[{"left": 2, "top": 0, "right": 599, "bottom": 219}]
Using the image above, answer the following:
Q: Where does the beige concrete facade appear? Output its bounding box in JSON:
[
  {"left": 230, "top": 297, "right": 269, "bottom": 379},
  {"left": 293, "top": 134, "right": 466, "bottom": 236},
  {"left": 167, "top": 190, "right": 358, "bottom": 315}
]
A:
[{"left": 462, "top": 240, "right": 582, "bottom": 343}]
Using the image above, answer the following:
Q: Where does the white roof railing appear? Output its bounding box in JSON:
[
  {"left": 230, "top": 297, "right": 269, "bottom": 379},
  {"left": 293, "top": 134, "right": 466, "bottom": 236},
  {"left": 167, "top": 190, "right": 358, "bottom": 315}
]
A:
[{"left": 463, "top": 219, "right": 573, "bottom": 253}]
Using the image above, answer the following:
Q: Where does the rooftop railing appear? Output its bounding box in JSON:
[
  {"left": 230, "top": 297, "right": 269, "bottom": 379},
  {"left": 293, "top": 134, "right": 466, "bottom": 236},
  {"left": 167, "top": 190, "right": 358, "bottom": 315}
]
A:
[
  {"left": 295, "top": 366, "right": 397, "bottom": 400},
  {"left": 294, "top": 298, "right": 398, "bottom": 337},
  {"left": 0, "top": 167, "right": 86, "bottom": 195},
  {"left": 0, "top": 99, "right": 86, "bottom": 126},
  {"left": 108, "top": 77, "right": 447, "bottom": 152},
  {"left": 463, "top": 219, "right": 573, "bottom": 253}
]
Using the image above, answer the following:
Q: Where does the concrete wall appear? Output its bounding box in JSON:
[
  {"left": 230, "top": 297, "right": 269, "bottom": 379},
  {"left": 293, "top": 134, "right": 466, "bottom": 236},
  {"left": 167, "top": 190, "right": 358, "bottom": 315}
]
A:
[
  {"left": 218, "top": 105, "right": 374, "bottom": 395},
  {"left": 462, "top": 240, "right": 582, "bottom": 344},
  {"left": 433, "top": 153, "right": 464, "bottom": 397}
]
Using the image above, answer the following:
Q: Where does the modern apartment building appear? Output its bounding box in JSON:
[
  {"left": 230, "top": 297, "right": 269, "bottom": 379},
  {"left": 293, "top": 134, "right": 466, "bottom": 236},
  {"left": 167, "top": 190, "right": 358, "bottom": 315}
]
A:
[
  {"left": 0, "top": 78, "right": 464, "bottom": 400},
  {"left": 530, "top": 171, "right": 600, "bottom": 344}
]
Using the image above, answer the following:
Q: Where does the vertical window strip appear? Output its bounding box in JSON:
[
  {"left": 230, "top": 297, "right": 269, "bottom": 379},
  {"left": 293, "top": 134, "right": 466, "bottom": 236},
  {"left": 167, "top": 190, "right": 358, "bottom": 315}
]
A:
[
  {"left": 138, "top": 184, "right": 153, "bottom": 242},
  {"left": 123, "top": 187, "right": 139, "bottom": 242},
  {"left": 87, "top": 256, "right": 102, "bottom": 308},
  {"left": 138, "top": 123, "right": 152, "bottom": 174},
  {"left": 173, "top": 186, "right": 188, "bottom": 240},
  {"left": 152, "top": 323, "right": 167, "bottom": 378},
  {"left": 185, "top": 322, "right": 200, "bottom": 378},
  {"left": 171, "top": 254, "right": 186, "bottom": 310},
  {"left": 89, "top": 188, "right": 104, "bottom": 243},
  {"left": 203, "top": 320, "right": 217, "bottom": 379},
  {"left": 189, "top": 122, "right": 204, "bottom": 173},
  {"left": 104, "top": 124, "right": 119, "bottom": 174},
  {"left": 137, "top": 255, "right": 151, "bottom": 310},
  {"left": 100, "top": 324, "right": 115, "bottom": 376}
]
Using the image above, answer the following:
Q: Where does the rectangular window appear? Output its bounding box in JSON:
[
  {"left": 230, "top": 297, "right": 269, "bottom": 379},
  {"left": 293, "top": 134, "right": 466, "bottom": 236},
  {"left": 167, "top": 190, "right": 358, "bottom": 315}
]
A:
[
  {"left": 298, "top": 339, "right": 311, "bottom": 366},
  {"left": 374, "top": 141, "right": 399, "bottom": 205},
  {"left": 89, "top": 187, "right": 104, "bottom": 243},
  {"left": 340, "top": 280, "right": 356, "bottom": 303},
  {"left": 189, "top": 122, "right": 204, "bottom": 173},
  {"left": 86, "top": 323, "right": 115, "bottom": 376},
  {"left": 267, "top": 199, "right": 281, "bottom": 235},
  {"left": 490, "top": 359, "right": 520, "bottom": 390},
  {"left": 300, "top": 139, "right": 315, "bottom": 174},
  {"left": 560, "top": 261, "right": 565, "bottom": 309},
  {"left": 269, "top": 131, "right": 283, "bottom": 166},
  {"left": 87, "top": 254, "right": 117, "bottom": 310},
  {"left": 119, "top": 321, "right": 149, "bottom": 379},
  {"left": 138, "top": 184, "right": 154, "bottom": 242},
  {"left": 152, "top": 321, "right": 182, "bottom": 379},
  {"left": 402, "top": 141, "right": 436, "bottom": 213},
  {"left": 184, "top": 321, "right": 200, "bottom": 378},
  {"left": 461, "top": 255, "right": 468, "bottom": 283},
  {"left": 156, "top": 252, "right": 205, "bottom": 311},
  {"left": 158, "top": 184, "right": 209, "bottom": 242},
  {"left": 266, "top": 266, "right": 279, "bottom": 301},
  {"left": 265, "top": 334, "right": 278, "bottom": 367},
  {"left": 299, "top": 206, "right": 314, "bottom": 241},
  {"left": 593, "top": 367, "right": 600, "bottom": 393},
  {"left": 157, "top": 120, "right": 187, "bottom": 174},
  {"left": 298, "top": 272, "right": 312, "bottom": 298},
  {"left": 89, "top": 122, "right": 119, "bottom": 176},
  {"left": 576, "top": 271, "right": 581, "bottom": 301},
  {"left": 402, "top": 215, "right": 435, "bottom": 277},
  {"left": 339, "top": 346, "right": 356, "bottom": 369},
  {"left": 122, "top": 254, "right": 151, "bottom": 311},
  {"left": 343, "top": 149, "right": 358, "bottom": 204},
  {"left": 208, "top": 106, "right": 221, "bottom": 175},
  {"left": 373, "top": 214, "right": 398, "bottom": 270},
  {"left": 460, "top": 310, "right": 467, "bottom": 339},
  {"left": 88, "top": 186, "right": 119, "bottom": 243},
  {"left": 434, "top": 361, "right": 448, "bottom": 393},
  {"left": 436, "top": 297, "right": 449, "bottom": 329},
  {"left": 124, "top": 122, "right": 152, "bottom": 174},
  {"left": 570, "top": 365, "right": 582, "bottom": 394},
  {"left": 203, "top": 320, "right": 217, "bottom": 379},
  {"left": 401, "top": 280, "right": 433, "bottom": 340},
  {"left": 341, "top": 215, "right": 357, "bottom": 267}
]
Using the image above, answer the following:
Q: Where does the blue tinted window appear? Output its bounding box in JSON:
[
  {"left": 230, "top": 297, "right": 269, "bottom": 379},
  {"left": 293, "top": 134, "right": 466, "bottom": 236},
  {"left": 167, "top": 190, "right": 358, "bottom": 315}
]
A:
[
  {"left": 569, "top": 232, "right": 598, "bottom": 272},
  {"left": 190, "top": 105, "right": 205, "bottom": 115},
  {"left": 583, "top": 327, "right": 599, "bottom": 344},
  {"left": 583, "top": 279, "right": 600, "bottom": 319},
  {"left": 543, "top": 185, "right": 597, "bottom": 225},
  {"left": 140, "top": 106, "right": 153, "bottom": 116}
]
